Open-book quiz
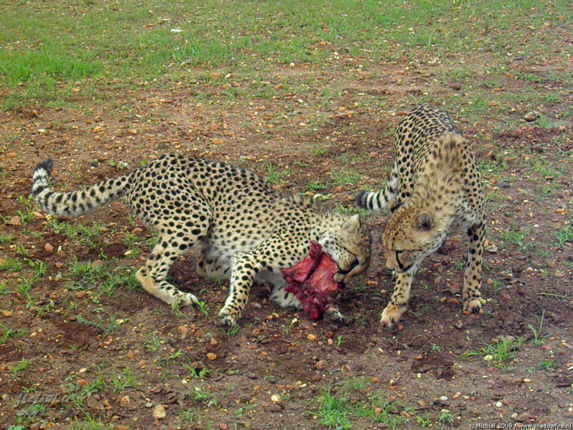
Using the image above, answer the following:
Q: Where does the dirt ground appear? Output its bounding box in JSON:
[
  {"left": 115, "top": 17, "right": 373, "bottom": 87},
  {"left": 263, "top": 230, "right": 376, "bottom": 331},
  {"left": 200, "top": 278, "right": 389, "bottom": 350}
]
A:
[{"left": 1, "top": 41, "right": 572, "bottom": 430}]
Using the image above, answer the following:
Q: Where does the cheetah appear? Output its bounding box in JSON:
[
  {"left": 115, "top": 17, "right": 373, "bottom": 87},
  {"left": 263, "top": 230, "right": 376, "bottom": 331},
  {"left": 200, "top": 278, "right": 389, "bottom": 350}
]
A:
[
  {"left": 32, "top": 155, "right": 370, "bottom": 326},
  {"left": 357, "top": 105, "right": 486, "bottom": 327}
]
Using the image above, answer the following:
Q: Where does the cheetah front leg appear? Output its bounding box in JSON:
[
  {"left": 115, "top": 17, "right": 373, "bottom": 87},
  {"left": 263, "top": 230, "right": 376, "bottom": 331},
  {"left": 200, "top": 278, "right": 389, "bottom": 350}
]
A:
[
  {"left": 463, "top": 221, "right": 486, "bottom": 314},
  {"left": 218, "top": 252, "right": 262, "bottom": 327},
  {"left": 381, "top": 272, "right": 414, "bottom": 328}
]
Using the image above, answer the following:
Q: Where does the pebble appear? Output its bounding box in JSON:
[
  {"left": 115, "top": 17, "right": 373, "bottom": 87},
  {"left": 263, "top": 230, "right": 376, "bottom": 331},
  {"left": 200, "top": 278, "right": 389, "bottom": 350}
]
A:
[
  {"left": 152, "top": 404, "right": 166, "bottom": 419},
  {"left": 270, "top": 394, "right": 282, "bottom": 404},
  {"left": 206, "top": 352, "right": 217, "bottom": 361},
  {"left": 439, "top": 396, "right": 448, "bottom": 402},
  {"left": 523, "top": 111, "right": 540, "bottom": 122},
  {"left": 6, "top": 216, "right": 21, "bottom": 226}
]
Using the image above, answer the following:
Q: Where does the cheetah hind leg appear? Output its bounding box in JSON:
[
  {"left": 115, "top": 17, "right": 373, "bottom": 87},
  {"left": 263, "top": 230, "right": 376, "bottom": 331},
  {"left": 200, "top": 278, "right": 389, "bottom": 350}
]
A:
[
  {"left": 137, "top": 235, "right": 202, "bottom": 308},
  {"left": 196, "top": 253, "right": 230, "bottom": 281},
  {"left": 250, "top": 270, "right": 303, "bottom": 310},
  {"left": 269, "top": 283, "right": 303, "bottom": 310}
]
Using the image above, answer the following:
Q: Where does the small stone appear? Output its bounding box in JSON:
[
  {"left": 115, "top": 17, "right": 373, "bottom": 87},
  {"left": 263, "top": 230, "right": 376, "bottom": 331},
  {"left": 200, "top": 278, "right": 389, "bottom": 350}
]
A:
[
  {"left": 145, "top": 402, "right": 153, "bottom": 408},
  {"left": 6, "top": 216, "right": 21, "bottom": 226},
  {"left": 523, "top": 111, "right": 540, "bottom": 122},
  {"left": 486, "top": 244, "right": 498, "bottom": 253},
  {"left": 315, "top": 360, "right": 327, "bottom": 370},
  {"left": 439, "top": 396, "right": 448, "bottom": 402},
  {"left": 127, "top": 128, "right": 138, "bottom": 135},
  {"left": 153, "top": 404, "right": 166, "bottom": 420},
  {"left": 206, "top": 352, "right": 217, "bottom": 361},
  {"left": 177, "top": 325, "right": 188, "bottom": 338},
  {"left": 270, "top": 394, "right": 281, "bottom": 404},
  {"left": 44, "top": 243, "right": 54, "bottom": 253}
]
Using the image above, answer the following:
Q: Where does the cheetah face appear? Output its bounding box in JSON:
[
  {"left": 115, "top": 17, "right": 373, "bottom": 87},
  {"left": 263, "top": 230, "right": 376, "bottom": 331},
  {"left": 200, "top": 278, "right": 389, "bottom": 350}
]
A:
[
  {"left": 383, "top": 207, "right": 446, "bottom": 274},
  {"left": 321, "top": 214, "right": 371, "bottom": 283}
]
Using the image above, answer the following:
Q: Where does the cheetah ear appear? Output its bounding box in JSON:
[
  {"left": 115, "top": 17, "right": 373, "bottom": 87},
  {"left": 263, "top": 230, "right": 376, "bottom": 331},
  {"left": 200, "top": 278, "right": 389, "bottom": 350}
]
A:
[
  {"left": 342, "top": 214, "right": 360, "bottom": 233},
  {"left": 416, "top": 212, "right": 434, "bottom": 231}
]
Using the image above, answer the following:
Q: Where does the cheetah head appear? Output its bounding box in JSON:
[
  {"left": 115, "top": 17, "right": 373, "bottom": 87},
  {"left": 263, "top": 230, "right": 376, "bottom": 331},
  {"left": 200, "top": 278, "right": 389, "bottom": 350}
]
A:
[
  {"left": 320, "top": 214, "right": 371, "bottom": 283},
  {"left": 383, "top": 205, "right": 448, "bottom": 274}
]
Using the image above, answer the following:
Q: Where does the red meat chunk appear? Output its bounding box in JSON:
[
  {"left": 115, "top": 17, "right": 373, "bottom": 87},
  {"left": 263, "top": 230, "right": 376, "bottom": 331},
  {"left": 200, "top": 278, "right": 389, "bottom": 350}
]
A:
[{"left": 281, "top": 242, "right": 339, "bottom": 320}]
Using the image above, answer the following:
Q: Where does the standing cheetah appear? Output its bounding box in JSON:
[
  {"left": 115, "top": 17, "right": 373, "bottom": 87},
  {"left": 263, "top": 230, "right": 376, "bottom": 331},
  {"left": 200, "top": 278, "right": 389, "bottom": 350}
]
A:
[
  {"left": 32, "top": 155, "right": 370, "bottom": 326},
  {"left": 357, "top": 106, "right": 486, "bottom": 327}
]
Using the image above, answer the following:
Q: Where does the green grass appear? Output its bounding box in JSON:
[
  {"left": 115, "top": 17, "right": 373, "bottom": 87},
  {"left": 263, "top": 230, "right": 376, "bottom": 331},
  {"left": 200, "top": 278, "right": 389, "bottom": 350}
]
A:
[
  {"left": 554, "top": 226, "right": 572, "bottom": 247},
  {"left": 499, "top": 229, "right": 525, "bottom": 248},
  {"left": 110, "top": 367, "right": 137, "bottom": 393},
  {"left": 460, "top": 337, "right": 524, "bottom": 368},
  {"left": 1, "top": 0, "right": 569, "bottom": 109},
  {"left": 0, "top": 234, "right": 15, "bottom": 245},
  {"left": 49, "top": 219, "right": 103, "bottom": 246},
  {"left": 0, "top": 323, "right": 27, "bottom": 345},
  {"left": 308, "top": 181, "right": 327, "bottom": 191},
  {"left": 315, "top": 385, "right": 407, "bottom": 429},
  {"left": 0, "top": 258, "right": 24, "bottom": 273},
  {"left": 264, "top": 163, "right": 290, "bottom": 185},
  {"left": 330, "top": 169, "right": 362, "bottom": 187},
  {"left": 9, "top": 358, "right": 30, "bottom": 375},
  {"left": 143, "top": 333, "right": 163, "bottom": 353}
]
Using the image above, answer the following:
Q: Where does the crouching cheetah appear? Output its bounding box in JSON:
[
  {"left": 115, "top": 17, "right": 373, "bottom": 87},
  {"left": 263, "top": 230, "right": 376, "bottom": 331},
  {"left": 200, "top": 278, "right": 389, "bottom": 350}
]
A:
[
  {"left": 357, "top": 105, "right": 486, "bottom": 327},
  {"left": 32, "top": 155, "right": 370, "bottom": 326}
]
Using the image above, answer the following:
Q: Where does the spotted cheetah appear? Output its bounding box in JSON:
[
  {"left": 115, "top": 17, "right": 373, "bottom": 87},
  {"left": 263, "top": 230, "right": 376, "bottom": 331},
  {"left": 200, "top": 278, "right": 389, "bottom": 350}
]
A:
[
  {"left": 32, "top": 155, "right": 370, "bottom": 326},
  {"left": 357, "top": 105, "right": 486, "bottom": 327}
]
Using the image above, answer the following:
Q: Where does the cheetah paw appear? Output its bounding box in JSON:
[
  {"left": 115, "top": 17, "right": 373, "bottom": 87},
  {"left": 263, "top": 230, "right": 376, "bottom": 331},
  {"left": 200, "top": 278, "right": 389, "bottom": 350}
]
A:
[
  {"left": 218, "top": 309, "right": 238, "bottom": 328},
  {"left": 179, "top": 292, "right": 201, "bottom": 306},
  {"left": 380, "top": 304, "right": 406, "bottom": 328},
  {"left": 463, "top": 297, "right": 485, "bottom": 314}
]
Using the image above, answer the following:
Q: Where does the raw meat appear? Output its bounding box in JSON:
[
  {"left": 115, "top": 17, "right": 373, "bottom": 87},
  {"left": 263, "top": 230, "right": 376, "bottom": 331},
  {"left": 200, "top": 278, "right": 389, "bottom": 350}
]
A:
[{"left": 281, "top": 242, "right": 339, "bottom": 320}]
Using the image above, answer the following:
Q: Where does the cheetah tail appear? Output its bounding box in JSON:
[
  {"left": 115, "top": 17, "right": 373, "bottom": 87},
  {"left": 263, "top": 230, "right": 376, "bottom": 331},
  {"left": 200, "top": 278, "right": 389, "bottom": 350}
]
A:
[
  {"left": 356, "top": 189, "right": 387, "bottom": 211},
  {"left": 32, "top": 159, "right": 132, "bottom": 217}
]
